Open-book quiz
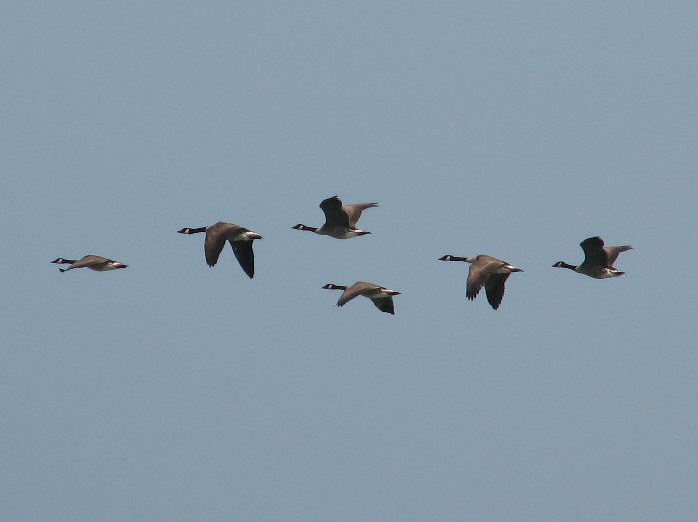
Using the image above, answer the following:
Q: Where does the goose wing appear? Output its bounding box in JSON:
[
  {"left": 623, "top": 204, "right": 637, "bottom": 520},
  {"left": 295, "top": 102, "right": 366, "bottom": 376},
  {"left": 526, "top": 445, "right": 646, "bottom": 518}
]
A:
[
  {"left": 204, "top": 222, "right": 242, "bottom": 267},
  {"left": 342, "top": 202, "right": 378, "bottom": 227},
  {"left": 230, "top": 239, "right": 256, "bottom": 278},
  {"left": 604, "top": 245, "right": 632, "bottom": 266},
  {"left": 319, "top": 196, "right": 350, "bottom": 228},
  {"left": 71, "top": 255, "right": 109, "bottom": 269},
  {"left": 484, "top": 272, "right": 511, "bottom": 310},
  {"left": 370, "top": 296, "right": 395, "bottom": 314},
  {"left": 336, "top": 281, "right": 375, "bottom": 307},
  {"left": 466, "top": 256, "right": 502, "bottom": 300},
  {"left": 580, "top": 236, "right": 609, "bottom": 267}
]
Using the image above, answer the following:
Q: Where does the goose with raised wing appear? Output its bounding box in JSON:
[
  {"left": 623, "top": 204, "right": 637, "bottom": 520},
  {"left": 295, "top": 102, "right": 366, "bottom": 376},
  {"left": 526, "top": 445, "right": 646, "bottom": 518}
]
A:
[
  {"left": 177, "top": 222, "right": 262, "bottom": 278},
  {"left": 292, "top": 195, "right": 378, "bottom": 239},
  {"left": 322, "top": 282, "right": 401, "bottom": 314},
  {"left": 439, "top": 254, "right": 523, "bottom": 310},
  {"left": 51, "top": 255, "right": 128, "bottom": 273},
  {"left": 553, "top": 236, "right": 632, "bottom": 279}
]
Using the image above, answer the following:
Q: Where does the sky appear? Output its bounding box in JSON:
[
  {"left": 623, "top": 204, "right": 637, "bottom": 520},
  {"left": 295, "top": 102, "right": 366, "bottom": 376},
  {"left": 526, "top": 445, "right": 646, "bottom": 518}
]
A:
[{"left": 2, "top": 2, "right": 697, "bottom": 521}]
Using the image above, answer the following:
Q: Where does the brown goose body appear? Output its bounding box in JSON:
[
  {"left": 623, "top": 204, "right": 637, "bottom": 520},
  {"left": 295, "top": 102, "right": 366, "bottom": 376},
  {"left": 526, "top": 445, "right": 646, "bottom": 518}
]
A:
[
  {"left": 178, "top": 222, "right": 262, "bottom": 278},
  {"left": 293, "top": 195, "right": 378, "bottom": 239},
  {"left": 439, "top": 254, "right": 523, "bottom": 310},
  {"left": 51, "top": 255, "right": 128, "bottom": 273},
  {"left": 553, "top": 236, "right": 632, "bottom": 279},
  {"left": 322, "top": 282, "right": 400, "bottom": 314}
]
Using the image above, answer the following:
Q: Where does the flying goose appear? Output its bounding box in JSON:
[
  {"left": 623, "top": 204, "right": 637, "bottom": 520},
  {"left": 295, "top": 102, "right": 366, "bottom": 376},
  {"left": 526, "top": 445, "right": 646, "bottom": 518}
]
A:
[
  {"left": 292, "top": 195, "right": 378, "bottom": 239},
  {"left": 51, "top": 255, "right": 128, "bottom": 272},
  {"left": 322, "top": 282, "right": 401, "bottom": 314},
  {"left": 439, "top": 254, "right": 523, "bottom": 310},
  {"left": 553, "top": 236, "right": 632, "bottom": 279},
  {"left": 177, "top": 222, "right": 263, "bottom": 278}
]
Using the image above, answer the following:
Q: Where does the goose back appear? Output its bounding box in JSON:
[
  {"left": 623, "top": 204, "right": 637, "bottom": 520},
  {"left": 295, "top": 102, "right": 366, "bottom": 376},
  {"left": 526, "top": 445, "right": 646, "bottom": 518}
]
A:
[{"left": 179, "top": 221, "right": 262, "bottom": 278}]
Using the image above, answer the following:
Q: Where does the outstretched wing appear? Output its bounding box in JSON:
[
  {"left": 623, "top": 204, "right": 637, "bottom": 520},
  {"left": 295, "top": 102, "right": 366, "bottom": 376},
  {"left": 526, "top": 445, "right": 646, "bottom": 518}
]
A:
[
  {"left": 342, "top": 202, "right": 378, "bottom": 227},
  {"left": 336, "top": 286, "right": 363, "bottom": 307},
  {"left": 484, "top": 273, "right": 510, "bottom": 310},
  {"left": 336, "top": 281, "right": 376, "bottom": 307},
  {"left": 580, "top": 236, "right": 609, "bottom": 267},
  {"left": 204, "top": 223, "right": 231, "bottom": 267},
  {"left": 70, "top": 255, "right": 108, "bottom": 269},
  {"left": 604, "top": 245, "right": 632, "bottom": 266},
  {"left": 466, "top": 257, "right": 500, "bottom": 300},
  {"left": 230, "top": 239, "right": 256, "bottom": 278},
  {"left": 319, "top": 196, "right": 350, "bottom": 228},
  {"left": 370, "top": 296, "right": 395, "bottom": 314}
]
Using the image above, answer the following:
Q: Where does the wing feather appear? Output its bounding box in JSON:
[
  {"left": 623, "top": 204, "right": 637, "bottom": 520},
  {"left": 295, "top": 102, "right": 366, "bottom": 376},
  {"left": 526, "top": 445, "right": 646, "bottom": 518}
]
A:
[{"left": 319, "top": 196, "right": 350, "bottom": 228}]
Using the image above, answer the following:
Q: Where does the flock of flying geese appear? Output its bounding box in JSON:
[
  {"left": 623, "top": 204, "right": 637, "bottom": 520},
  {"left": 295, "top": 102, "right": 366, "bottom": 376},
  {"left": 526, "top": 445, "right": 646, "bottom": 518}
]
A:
[{"left": 51, "top": 195, "right": 633, "bottom": 314}]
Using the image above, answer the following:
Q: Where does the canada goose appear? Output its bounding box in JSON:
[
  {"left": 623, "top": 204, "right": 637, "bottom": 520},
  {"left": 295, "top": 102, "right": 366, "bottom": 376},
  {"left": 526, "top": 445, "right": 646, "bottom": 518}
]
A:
[
  {"left": 553, "top": 236, "right": 632, "bottom": 279},
  {"left": 439, "top": 254, "right": 523, "bottom": 310},
  {"left": 177, "top": 222, "right": 262, "bottom": 278},
  {"left": 292, "top": 195, "right": 378, "bottom": 239},
  {"left": 322, "top": 282, "right": 401, "bottom": 314},
  {"left": 51, "top": 255, "right": 128, "bottom": 272}
]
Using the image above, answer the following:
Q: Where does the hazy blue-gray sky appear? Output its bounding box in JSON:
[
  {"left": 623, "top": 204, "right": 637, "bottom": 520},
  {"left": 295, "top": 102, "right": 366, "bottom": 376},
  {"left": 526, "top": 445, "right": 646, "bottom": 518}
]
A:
[{"left": 2, "top": 2, "right": 697, "bottom": 521}]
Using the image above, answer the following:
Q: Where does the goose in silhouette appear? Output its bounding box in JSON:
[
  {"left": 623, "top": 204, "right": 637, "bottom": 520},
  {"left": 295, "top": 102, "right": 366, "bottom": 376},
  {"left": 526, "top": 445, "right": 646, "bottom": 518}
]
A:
[
  {"left": 322, "top": 282, "right": 401, "bottom": 314},
  {"left": 292, "top": 195, "right": 378, "bottom": 239},
  {"left": 51, "top": 255, "right": 128, "bottom": 273},
  {"left": 439, "top": 254, "right": 523, "bottom": 310},
  {"left": 553, "top": 236, "right": 632, "bottom": 279},
  {"left": 177, "top": 222, "right": 262, "bottom": 278}
]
